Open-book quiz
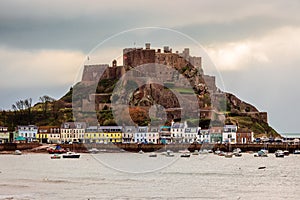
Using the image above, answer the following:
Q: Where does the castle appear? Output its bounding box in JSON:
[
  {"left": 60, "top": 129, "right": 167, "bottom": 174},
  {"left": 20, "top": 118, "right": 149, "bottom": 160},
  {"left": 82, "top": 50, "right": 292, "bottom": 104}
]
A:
[
  {"left": 76, "top": 43, "right": 268, "bottom": 125},
  {"left": 79, "top": 43, "right": 218, "bottom": 114}
]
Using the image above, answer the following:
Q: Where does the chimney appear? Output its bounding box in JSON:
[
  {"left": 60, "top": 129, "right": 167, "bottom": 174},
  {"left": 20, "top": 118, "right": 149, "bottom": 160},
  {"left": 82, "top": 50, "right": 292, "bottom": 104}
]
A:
[
  {"left": 145, "top": 43, "right": 151, "bottom": 50},
  {"left": 163, "top": 46, "right": 169, "bottom": 53}
]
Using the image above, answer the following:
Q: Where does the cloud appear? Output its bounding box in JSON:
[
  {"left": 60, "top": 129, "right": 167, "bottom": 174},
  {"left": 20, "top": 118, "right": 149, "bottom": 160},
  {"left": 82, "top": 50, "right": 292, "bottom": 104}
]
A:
[
  {"left": 0, "top": 46, "right": 85, "bottom": 89},
  {"left": 205, "top": 26, "right": 300, "bottom": 71}
]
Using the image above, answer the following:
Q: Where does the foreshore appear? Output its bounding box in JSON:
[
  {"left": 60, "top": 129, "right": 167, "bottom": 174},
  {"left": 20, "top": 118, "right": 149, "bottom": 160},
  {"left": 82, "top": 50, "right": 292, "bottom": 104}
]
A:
[{"left": 0, "top": 143, "right": 299, "bottom": 153}]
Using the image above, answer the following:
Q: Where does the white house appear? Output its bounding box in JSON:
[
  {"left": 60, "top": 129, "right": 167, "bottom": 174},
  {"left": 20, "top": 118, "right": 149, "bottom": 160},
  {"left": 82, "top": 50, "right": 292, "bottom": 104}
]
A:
[
  {"left": 0, "top": 126, "right": 9, "bottom": 143},
  {"left": 198, "top": 129, "right": 210, "bottom": 143},
  {"left": 147, "top": 127, "right": 159, "bottom": 144},
  {"left": 184, "top": 127, "right": 198, "bottom": 143},
  {"left": 134, "top": 126, "right": 148, "bottom": 144},
  {"left": 170, "top": 121, "right": 186, "bottom": 143},
  {"left": 222, "top": 125, "right": 237, "bottom": 144},
  {"left": 17, "top": 125, "right": 38, "bottom": 142}
]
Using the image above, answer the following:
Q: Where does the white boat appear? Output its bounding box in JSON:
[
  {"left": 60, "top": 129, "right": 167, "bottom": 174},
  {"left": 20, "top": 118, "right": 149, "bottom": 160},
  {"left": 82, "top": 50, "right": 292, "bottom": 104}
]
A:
[
  {"left": 199, "top": 149, "right": 209, "bottom": 154},
  {"left": 224, "top": 153, "right": 233, "bottom": 158},
  {"left": 62, "top": 151, "right": 80, "bottom": 158},
  {"left": 138, "top": 150, "right": 144, "bottom": 154},
  {"left": 88, "top": 148, "right": 99, "bottom": 154},
  {"left": 13, "top": 150, "right": 22, "bottom": 155},
  {"left": 283, "top": 150, "right": 290, "bottom": 156},
  {"left": 294, "top": 150, "right": 300, "bottom": 154},
  {"left": 192, "top": 150, "right": 199, "bottom": 155},
  {"left": 233, "top": 148, "right": 242, "bottom": 154},
  {"left": 260, "top": 149, "right": 269, "bottom": 154},
  {"left": 178, "top": 149, "right": 190, "bottom": 153},
  {"left": 254, "top": 150, "right": 268, "bottom": 157},
  {"left": 275, "top": 150, "right": 284, "bottom": 158},
  {"left": 214, "top": 148, "right": 221, "bottom": 155},
  {"left": 165, "top": 150, "right": 175, "bottom": 157}
]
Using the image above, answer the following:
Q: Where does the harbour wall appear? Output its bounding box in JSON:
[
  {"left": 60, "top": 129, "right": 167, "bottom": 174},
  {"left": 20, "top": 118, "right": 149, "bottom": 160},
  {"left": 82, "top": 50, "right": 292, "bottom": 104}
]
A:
[
  {"left": 63, "top": 143, "right": 299, "bottom": 153},
  {"left": 0, "top": 143, "right": 299, "bottom": 153}
]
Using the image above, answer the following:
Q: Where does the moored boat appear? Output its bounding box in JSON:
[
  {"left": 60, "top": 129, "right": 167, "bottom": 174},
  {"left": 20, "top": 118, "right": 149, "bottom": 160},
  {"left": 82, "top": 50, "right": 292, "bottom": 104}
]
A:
[
  {"left": 149, "top": 152, "right": 157, "bottom": 157},
  {"left": 88, "top": 148, "right": 100, "bottom": 154},
  {"left": 47, "top": 145, "right": 66, "bottom": 154},
  {"left": 234, "top": 152, "right": 242, "bottom": 157},
  {"left": 138, "top": 150, "right": 144, "bottom": 154},
  {"left": 192, "top": 150, "right": 199, "bottom": 155},
  {"left": 254, "top": 150, "right": 268, "bottom": 157},
  {"left": 224, "top": 153, "right": 233, "bottom": 158},
  {"left": 62, "top": 151, "right": 80, "bottom": 159},
  {"left": 199, "top": 149, "right": 209, "bottom": 154},
  {"left": 275, "top": 150, "right": 284, "bottom": 158},
  {"left": 283, "top": 150, "right": 290, "bottom": 156},
  {"left": 294, "top": 149, "right": 300, "bottom": 154},
  {"left": 233, "top": 148, "right": 242, "bottom": 154},
  {"left": 180, "top": 153, "right": 191, "bottom": 158},
  {"left": 165, "top": 150, "right": 175, "bottom": 157},
  {"left": 13, "top": 150, "right": 22, "bottom": 155},
  {"left": 51, "top": 154, "right": 61, "bottom": 159}
]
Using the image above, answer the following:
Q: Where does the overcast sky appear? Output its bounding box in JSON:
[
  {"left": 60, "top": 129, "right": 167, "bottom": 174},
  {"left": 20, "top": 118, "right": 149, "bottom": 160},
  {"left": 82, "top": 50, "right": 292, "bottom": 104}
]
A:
[{"left": 0, "top": 0, "right": 300, "bottom": 133}]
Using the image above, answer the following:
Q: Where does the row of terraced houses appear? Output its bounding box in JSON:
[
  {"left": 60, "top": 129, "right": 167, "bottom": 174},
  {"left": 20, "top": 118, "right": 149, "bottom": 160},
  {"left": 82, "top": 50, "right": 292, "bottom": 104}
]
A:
[{"left": 0, "top": 122, "right": 254, "bottom": 145}]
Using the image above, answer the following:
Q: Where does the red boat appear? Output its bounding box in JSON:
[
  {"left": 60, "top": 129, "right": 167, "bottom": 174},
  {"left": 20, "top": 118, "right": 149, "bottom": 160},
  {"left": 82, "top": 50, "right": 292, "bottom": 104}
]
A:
[{"left": 47, "top": 145, "right": 66, "bottom": 154}]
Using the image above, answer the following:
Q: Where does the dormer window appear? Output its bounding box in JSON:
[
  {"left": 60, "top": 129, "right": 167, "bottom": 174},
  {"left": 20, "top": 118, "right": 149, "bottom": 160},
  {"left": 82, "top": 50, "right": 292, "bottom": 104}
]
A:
[{"left": 64, "top": 123, "right": 69, "bottom": 129}]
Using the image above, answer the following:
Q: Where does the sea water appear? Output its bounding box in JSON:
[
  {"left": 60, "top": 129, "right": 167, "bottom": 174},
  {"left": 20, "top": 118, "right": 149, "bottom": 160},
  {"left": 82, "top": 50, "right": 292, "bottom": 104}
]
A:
[{"left": 0, "top": 153, "right": 299, "bottom": 200}]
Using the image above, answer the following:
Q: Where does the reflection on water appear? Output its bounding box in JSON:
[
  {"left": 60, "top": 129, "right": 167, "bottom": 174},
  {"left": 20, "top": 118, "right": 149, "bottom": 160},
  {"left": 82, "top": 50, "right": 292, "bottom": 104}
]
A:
[{"left": 0, "top": 153, "right": 299, "bottom": 200}]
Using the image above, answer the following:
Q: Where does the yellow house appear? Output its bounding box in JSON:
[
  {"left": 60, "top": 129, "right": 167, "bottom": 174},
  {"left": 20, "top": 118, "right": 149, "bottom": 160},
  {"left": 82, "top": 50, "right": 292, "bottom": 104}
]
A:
[
  {"left": 37, "top": 126, "right": 61, "bottom": 143},
  {"left": 84, "top": 126, "right": 107, "bottom": 144},
  {"left": 99, "top": 126, "right": 122, "bottom": 143}
]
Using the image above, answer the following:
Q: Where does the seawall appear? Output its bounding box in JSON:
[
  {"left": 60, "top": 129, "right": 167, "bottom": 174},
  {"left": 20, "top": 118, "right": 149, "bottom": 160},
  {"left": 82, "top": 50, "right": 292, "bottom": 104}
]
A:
[{"left": 1, "top": 143, "right": 299, "bottom": 153}]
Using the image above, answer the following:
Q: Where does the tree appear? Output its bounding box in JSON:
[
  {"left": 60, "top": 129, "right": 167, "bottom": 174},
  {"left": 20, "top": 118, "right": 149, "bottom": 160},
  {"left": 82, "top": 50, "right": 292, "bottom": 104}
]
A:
[{"left": 39, "top": 95, "right": 55, "bottom": 115}]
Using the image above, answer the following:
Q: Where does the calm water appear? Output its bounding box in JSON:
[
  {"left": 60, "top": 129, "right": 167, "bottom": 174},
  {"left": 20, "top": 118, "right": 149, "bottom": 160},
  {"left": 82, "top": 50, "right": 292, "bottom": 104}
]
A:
[{"left": 0, "top": 152, "right": 299, "bottom": 200}]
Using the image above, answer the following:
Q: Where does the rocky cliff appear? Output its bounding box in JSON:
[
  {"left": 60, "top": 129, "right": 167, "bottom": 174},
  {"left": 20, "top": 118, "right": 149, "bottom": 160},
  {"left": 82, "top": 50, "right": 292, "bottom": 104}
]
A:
[{"left": 67, "top": 44, "right": 278, "bottom": 137}]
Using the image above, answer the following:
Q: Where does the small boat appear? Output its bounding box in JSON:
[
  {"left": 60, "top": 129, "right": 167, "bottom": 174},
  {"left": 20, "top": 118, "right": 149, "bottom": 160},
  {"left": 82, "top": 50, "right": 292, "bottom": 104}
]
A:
[
  {"left": 254, "top": 150, "right": 268, "bottom": 157},
  {"left": 192, "top": 150, "right": 199, "bottom": 155},
  {"left": 224, "top": 153, "right": 233, "bottom": 158},
  {"left": 165, "top": 150, "right": 175, "bottom": 157},
  {"left": 275, "top": 150, "right": 284, "bottom": 158},
  {"left": 233, "top": 148, "right": 242, "bottom": 154},
  {"left": 51, "top": 154, "right": 61, "bottom": 159},
  {"left": 199, "top": 149, "right": 209, "bottom": 154},
  {"left": 207, "top": 150, "right": 213, "bottom": 153},
  {"left": 47, "top": 145, "right": 66, "bottom": 154},
  {"left": 218, "top": 151, "right": 225, "bottom": 156},
  {"left": 234, "top": 152, "right": 242, "bottom": 157},
  {"left": 214, "top": 149, "right": 221, "bottom": 155},
  {"left": 178, "top": 149, "right": 190, "bottom": 153},
  {"left": 283, "top": 150, "right": 290, "bottom": 156},
  {"left": 294, "top": 150, "right": 300, "bottom": 154},
  {"left": 62, "top": 152, "right": 80, "bottom": 159},
  {"left": 258, "top": 166, "right": 266, "bottom": 170},
  {"left": 88, "top": 148, "right": 100, "bottom": 154},
  {"left": 138, "top": 150, "right": 144, "bottom": 154},
  {"left": 260, "top": 149, "right": 269, "bottom": 154},
  {"left": 180, "top": 153, "right": 191, "bottom": 158},
  {"left": 99, "top": 149, "right": 107, "bottom": 153},
  {"left": 149, "top": 152, "right": 157, "bottom": 157},
  {"left": 13, "top": 150, "right": 22, "bottom": 155}
]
